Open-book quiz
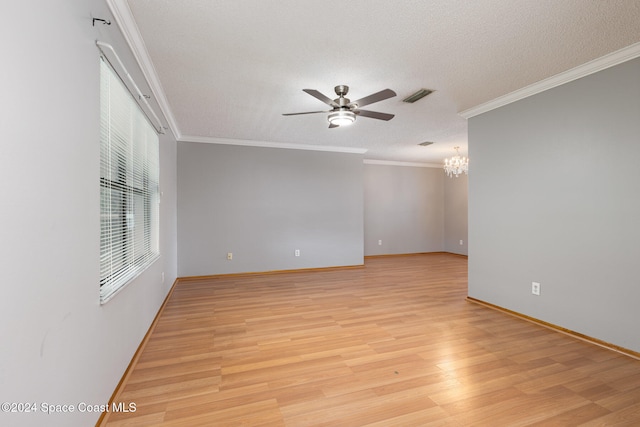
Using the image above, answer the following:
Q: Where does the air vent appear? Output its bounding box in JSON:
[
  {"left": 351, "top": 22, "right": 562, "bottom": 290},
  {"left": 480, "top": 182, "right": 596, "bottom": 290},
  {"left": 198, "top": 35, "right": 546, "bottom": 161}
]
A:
[
  {"left": 418, "top": 141, "right": 434, "bottom": 146},
  {"left": 403, "top": 89, "right": 433, "bottom": 103}
]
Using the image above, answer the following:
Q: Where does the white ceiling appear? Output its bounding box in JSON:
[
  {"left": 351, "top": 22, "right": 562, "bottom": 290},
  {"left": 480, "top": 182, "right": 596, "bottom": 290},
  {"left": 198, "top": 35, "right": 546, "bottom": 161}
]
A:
[{"left": 116, "top": 0, "right": 640, "bottom": 164}]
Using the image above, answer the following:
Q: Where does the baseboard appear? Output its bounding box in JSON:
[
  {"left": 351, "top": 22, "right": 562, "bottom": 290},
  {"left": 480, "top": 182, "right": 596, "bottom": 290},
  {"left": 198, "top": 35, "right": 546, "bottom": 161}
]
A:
[
  {"left": 364, "top": 251, "right": 468, "bottom": 259},
  {"left": 466, "top": 296, "right": 640, "bottom": 361},
  {"left": 181, "top": 253, "right": 468, "bottom": 283},
  {"left": 95, "top": 278, "right": 180, "bottom": 426},
  {"left": 443, "top": 252, "right": 468, "bottom": 259},
  {"left": 178, "top": 264, "right": 365, "bottom": 282}
]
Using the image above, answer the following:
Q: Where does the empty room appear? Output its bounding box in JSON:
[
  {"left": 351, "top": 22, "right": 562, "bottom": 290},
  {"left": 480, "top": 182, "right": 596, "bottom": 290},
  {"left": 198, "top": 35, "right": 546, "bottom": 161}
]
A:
[{"left": 2, "top": 1, "right": 640, "bottom": 426}]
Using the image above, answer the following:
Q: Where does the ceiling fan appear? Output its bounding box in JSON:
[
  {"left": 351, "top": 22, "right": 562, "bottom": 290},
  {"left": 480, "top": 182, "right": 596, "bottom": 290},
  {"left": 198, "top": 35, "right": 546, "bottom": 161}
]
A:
[{"left": 283, "top": 85, "right": 396, "bottom": 128}]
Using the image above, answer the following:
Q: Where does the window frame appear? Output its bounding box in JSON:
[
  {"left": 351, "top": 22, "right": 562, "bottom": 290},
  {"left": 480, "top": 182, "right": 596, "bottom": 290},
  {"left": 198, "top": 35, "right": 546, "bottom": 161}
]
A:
[{"left": 99, "top": 56, "right": 160, "bottom": 304}]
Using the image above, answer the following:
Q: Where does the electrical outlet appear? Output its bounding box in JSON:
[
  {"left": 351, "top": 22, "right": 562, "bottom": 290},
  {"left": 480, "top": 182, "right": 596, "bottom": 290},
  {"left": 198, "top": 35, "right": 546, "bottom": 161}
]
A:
[
  {"left": 378, "top": 240, "right": 382, "bottom": 246},
  {"left": 295, "top": 249, "right": 300, "bottom": 257},
  {"left": 227, "top": 252, "right": 233, "bottom": 260},
  {"left": 162, "top": 272, "right": 165, "bottom": 283},
  {"left": 459, "top": 239, "right": 464, "bottom": 245},
  {"left": 532, "top": 282, "right": 541, "bottom": 296}
]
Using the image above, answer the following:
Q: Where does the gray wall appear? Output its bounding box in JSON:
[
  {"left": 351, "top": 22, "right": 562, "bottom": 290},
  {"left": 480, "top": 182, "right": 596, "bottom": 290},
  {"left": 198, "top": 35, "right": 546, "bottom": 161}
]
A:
[
  {"left": 468, "top": 57, "right": 640, "bottom": 353},
  {"left": 363, "top": 164, "right": 445, "bottom": 255},
  {"left": 0, "top": 2, "right": 178, "bottom": 426},
  {"left": 444, "top": 173, "right": 468, "bottom": 255},
  {"left": 177, "top": 143, "right": 364, "bottom": 276}
]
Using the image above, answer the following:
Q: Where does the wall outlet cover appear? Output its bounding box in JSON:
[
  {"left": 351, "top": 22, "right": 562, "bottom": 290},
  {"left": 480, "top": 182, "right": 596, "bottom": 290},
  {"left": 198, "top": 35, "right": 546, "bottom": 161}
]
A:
[{"left": 532, "top": 281, "right": 541, "bottom": 295}]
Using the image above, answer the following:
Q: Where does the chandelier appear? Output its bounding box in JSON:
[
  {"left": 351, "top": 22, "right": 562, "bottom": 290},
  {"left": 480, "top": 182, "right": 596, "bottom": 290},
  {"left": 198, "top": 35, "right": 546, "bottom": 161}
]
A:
[{"left": 443, "top": 146, "right": 469, "bottom": 178}]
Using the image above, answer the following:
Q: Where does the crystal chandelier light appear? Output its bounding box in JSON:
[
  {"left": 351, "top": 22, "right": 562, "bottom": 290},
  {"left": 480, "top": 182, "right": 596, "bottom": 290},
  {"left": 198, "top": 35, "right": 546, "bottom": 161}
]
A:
[{"left": 443, "top": 146, "right": 469, "bottom": 178}]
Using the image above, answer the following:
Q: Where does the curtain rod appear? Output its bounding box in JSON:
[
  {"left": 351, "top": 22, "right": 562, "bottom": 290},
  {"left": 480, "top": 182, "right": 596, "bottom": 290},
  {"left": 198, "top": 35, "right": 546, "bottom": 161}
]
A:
[{"left": 96, "top": 40, "right": 165, "bottom": 134}]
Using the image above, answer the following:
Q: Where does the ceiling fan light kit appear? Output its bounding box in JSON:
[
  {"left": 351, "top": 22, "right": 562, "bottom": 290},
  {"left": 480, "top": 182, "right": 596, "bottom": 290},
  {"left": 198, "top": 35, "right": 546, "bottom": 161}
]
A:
[
  {"left": 328, "top": 110, "right": 356, "bottom": 126},
  {"left": 284, "top": 85, "right": 396, "bottom": 128}
]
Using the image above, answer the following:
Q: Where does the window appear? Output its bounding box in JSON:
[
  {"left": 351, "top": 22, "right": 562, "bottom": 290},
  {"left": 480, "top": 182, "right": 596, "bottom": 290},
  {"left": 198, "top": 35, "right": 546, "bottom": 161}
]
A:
[{"left": 100, "top": 57, "right": 159, "bottom": 303}]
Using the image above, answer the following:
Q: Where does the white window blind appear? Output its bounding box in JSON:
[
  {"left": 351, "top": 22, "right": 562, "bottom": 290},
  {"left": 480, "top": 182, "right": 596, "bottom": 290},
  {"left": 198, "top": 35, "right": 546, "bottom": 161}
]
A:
[{"left": 100, "top": 57, "right": 159, "bottom": 303}]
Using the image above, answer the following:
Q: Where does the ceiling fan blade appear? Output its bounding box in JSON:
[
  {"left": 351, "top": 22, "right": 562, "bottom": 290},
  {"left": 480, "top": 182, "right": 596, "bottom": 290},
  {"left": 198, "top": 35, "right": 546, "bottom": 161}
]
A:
[
  {"left": 282, "top": 110, "right": 329, "bottom": 116},
  {"left": 356, "top": 109, "right": 395, "bottom": 121},
  {"left": 349, "top": 89, "right": 396, "bottom": 108},
  {"left": 303, "top": 89, "right": 339, "bottom": 107}
]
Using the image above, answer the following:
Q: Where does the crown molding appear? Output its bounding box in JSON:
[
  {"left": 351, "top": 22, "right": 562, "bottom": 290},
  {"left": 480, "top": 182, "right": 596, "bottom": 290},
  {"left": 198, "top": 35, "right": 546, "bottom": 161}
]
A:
[
  {"left": 105, "top": 0, "right": 182, "bottom": 139},
  {"left": 179, "top": 135, "right": 368, "bottom": 154},
  {"left": 363, "top": 159, "right": 441, "bottom": 168},
  {"left": 460, "top": 42, "right": 640, "bottom": 119}
]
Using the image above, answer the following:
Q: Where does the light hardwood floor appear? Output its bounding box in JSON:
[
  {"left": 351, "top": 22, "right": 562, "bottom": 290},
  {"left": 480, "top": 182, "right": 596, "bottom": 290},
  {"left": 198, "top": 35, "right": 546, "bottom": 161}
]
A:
[{"left": 103, "top": 253, "right": 640, "bottom": 426}]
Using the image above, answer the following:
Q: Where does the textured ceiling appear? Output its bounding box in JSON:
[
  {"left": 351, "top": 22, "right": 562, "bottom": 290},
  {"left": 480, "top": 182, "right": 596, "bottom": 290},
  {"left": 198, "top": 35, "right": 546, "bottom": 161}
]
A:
[{"left": 121, "top": 0, "right": 640, "bottom": 164}]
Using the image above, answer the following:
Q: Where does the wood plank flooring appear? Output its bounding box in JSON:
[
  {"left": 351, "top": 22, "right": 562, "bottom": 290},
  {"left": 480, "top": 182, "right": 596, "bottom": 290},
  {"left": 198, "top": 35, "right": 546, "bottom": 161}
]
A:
[{"left": 102, "top": 253, "right": 640, "bottom": 426}]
